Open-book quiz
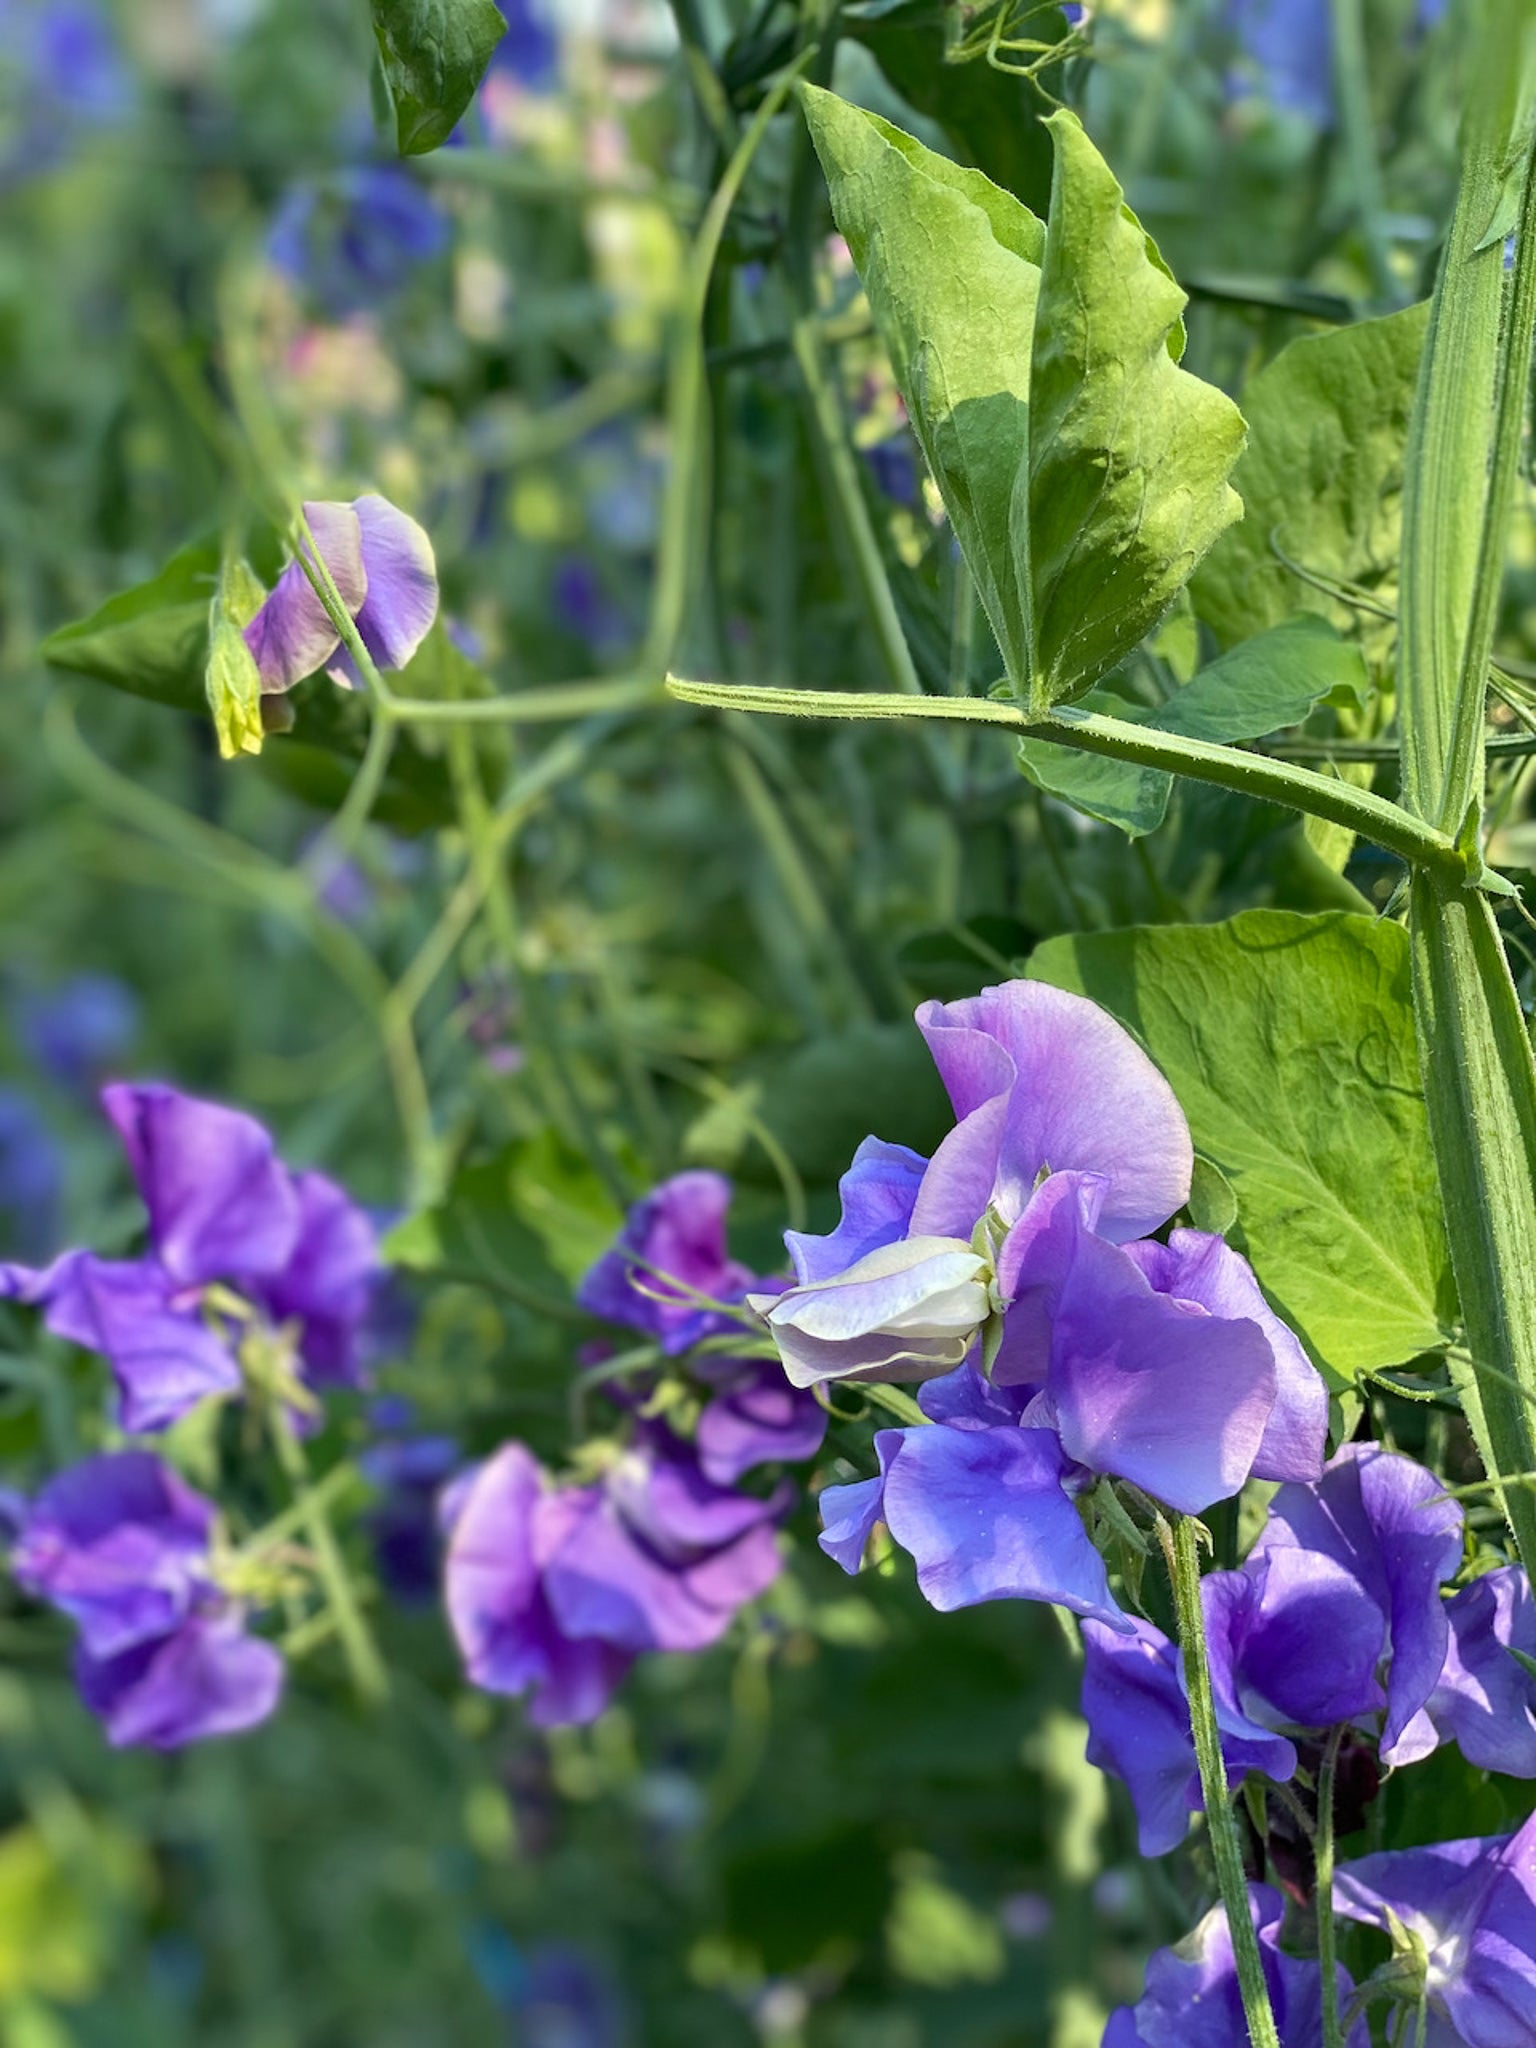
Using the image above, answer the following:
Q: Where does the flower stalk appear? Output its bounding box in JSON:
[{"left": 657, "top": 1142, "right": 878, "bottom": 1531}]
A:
[{"left": 1165, "top": 1512, "right": 1282, "bottom": 2048}]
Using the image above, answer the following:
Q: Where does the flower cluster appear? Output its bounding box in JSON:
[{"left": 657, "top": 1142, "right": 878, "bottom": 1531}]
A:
[
  {"left": 782, "top": 980, "right": 1324, "bottom": 1625},
  {"left": 8, "top": 1451, "right": 283, "bottom": 1749},
  {"left": 1, "top": 1082, "right": 381, "bottom": 1432},
  {"left": 445, "top": 1169, "right": 824, "bottom": 1724}
]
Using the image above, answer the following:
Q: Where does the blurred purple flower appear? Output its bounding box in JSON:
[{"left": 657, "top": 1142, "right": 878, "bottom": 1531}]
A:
[
  {"left": 13, "top": 971, "right": 139, "bottom": 1093},
  {"left": 1334, "top": 1810, "right": 1536, "bottom": 2048},
  {"left": 9, "top": 1451, "right": 283, "bottom": 1749},
  {"left": 0, "top": 1083, "right": 379, "bottom": 1431},
  {"left": 445, "top": 1428, "right": 786, "bottom": 1725},
  {"left": 360, "top": 1411, "right": 461, "bottom": 1605},
  {"left": 483, "top": 0, "right": 560, "bottom": 96},
  {"left": 1431, "top": 1566, "right": 1536, "bottom": 1778},
  {"left": 863, "top": 434, "right": 920, "bottom": 505},
  {"left": 578, "top": 1170, "right": 760, "bottom": 1355},
  {"left": 694, "top": 1355, "right": 826, "bottom": 1485},
  {"left": 0, "top": 0, "right": 131, "bottom": 182},
  {"left": 513, "top": 1942, "right": 626, "bottom": 2048},
  {"left": 1106, "top": 1883, "right": 1368, "bottom": 2047},
  {"left": 268, "top": 165, "right": 447, "bottom": 315},
  {"left": 244, "top": 495, "right": 439, "bottom": 695},
  {"left": 0, "top": 1085, "right": 61, "bottom": 1262},
  {"left": 1080, "top": 1444, "right": 1464, "bottom": 1854},
  {"left": 552, "top": 557, "right": 632, "bottom": 657}
]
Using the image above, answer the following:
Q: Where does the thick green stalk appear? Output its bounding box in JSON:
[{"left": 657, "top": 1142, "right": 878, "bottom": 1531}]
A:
[
  {"left": 1167, "top": 1516, "right": 1281, "bottom": 2048},
  {"left": 1400, "top": 6, "right": 1536, "bottom": 1569}
]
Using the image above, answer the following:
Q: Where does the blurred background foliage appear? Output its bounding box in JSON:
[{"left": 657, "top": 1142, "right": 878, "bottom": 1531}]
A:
[{"left": 0, "top": 0, "right": 1526, "bottom": 2042}]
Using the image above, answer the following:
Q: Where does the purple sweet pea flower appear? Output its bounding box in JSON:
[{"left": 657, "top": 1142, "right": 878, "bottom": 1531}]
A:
[
  {"left": 694, "top": 1356, "right": 827, "bottom": 1486},
  {"left": 12, "top": 971, "right": 139, "bottom": 1094},
  {"left": 9, "top": 1452, "right": 283, "bottom": 1749},
  {"left": 1334, "top": 1811, "right": 1536, "bottom": 2048},
  {"left": 445, "top": 1428, "right": 787, "bottom": 1726},
  {"left": 0, "top": 1083, "right": 379, "bottom": 1432},
  {"left": 1080, "top": 1445, "right": 1463, "bottom": 1854},
  {"left": 577, "top": 1171, "right": 759, "bottom": 1354},
  {"left": 268, "top": 165, "right": 447, "bottom": 315},
  {"left": 1107, "top": 1882, "right": 1368, "bottom": 2047},
  {"left": 243, "top": 495, "right": 438, "bottom": 696},
  {"left": 0, "top": 0, "right": 131, "bottom": 185},
  {"left": 1430, "top": 1568, "right": 1536, "bottom": 1778}
]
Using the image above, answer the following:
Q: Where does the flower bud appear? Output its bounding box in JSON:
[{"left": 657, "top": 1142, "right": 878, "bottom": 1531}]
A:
[{"left": 749, "top": 1235, "right": 991, "bottom": 1389}]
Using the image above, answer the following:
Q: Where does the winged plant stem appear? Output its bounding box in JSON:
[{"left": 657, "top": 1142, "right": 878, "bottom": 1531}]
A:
[
  {"left": 1315, "top": 1723, "right": 1346, "bottom": 2048},
  {"left": 1165, "top": 1514, "right": 1281, "bottom": 2048},
  {"left": 1398, "top": 4, "right": 1536, "bottom": 1570}
]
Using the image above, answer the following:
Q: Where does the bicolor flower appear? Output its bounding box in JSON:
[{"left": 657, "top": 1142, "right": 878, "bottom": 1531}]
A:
[
  {"left": 445, "top": 1427, "right": 787, "bottom": 1727},
  {"left": 243, "top": 495, "right": 438, "bottom": 695},
  {"left": 1080, "top": 1445, "right": 1465, "bottom": 1855},
  {"left": 1106, "top": 1883, "right": 1368, "bottom": 2047},
  {"left": 1334, "top": 1810, "right": 1536, "bottom": 2048},
  {"left": 0, "top": 1083, "right": 379, "bottom": 1432},
  {"left": 752, "top": 982, "right": 1325, "bottom": 1503},
  {"left": 1430, "top": 1567, "right": 1536, "bottom": 1779},
  {"left": 8, "top": 1452, "right": 283, "bottom": 1749}
]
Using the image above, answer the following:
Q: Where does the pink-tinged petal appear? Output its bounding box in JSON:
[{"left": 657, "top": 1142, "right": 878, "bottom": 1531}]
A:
[
  {"left": 914, "top": 981, "right": 1193, "bottom": 1242},
  {"left": 1125, "top": 1231, "right": 1326, "bottom": 1483},
  {"left": 333, "top": 494, "right": 438, "bottom": 678},
  {"left": 879, "top": 1422, "right": 1131, "bottom": 1628},
  {"left": 101, "top": 1082, "right": 300, "bottom": 1289},
  {"left": 243, "top": 501, "right": 365, "bottom": 693}
]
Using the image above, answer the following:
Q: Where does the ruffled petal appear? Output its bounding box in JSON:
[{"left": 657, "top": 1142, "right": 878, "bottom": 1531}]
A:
[
  {"left": 335, "top": 494, "right": 438, "bottom": 677},
  {"left": 78, "top": 1613, "right": 284, "bottom": 1749},
  {"left": 913, "top": 981, "right": 1192, "bottom": 1242},
  {"left": 1432, "top": 1570, "right": 1536, "bottom": 1778},
  {"left": 243, "top": 501, "right": 365, "bottom": 693},
  {"left": 784, "top": 1136, "right": 928, "bottom": 1284}
]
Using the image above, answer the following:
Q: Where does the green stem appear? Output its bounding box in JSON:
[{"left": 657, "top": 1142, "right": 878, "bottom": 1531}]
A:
[
  {"left": 270, "top": 1410, "right": 388, "bottom": 1708},
  {"left": 389, "top": 678, "right": 662, "bottom": 724},
  {"left": 665, "top": 676, "right": 1466, "bottom": 875},
  {"left": 1167, "top": 1515, "right": 1282, "bottom": 2048},
  {"left": 1316, "top": 1724, "right": 1346, "bottom": 2048}
]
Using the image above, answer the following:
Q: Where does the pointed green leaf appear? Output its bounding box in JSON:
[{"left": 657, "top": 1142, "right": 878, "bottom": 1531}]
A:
[
  {"left": 371, "top": 0, "right": 508, "bottom": 157},
  {"left": 1192, "top": 302, "right": 1430, "bottom": 654},
  {"left": 1027, "top": 910, "right": 1456, "bottom": 1383},
  {"left": 1017, "top": 614, "right": 1369, "bottom": 835},
  {"left": 42, "top": 534, "right": 219, "bottom": 710},
  {"left": 1023, "top": 111, "right": 1245, "bottom": 706}
]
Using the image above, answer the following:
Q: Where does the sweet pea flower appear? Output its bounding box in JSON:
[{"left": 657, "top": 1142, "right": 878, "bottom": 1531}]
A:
[
  {"left": 1334, "top": 1810, "right": 1536, "bottom": 2048},
  {"left": 268, "top": 166, "right": 447, "bottom": 316},
  {"left": 752, "top": 983, "right": 1326, "bottom": 1504},
  {"left": 578, "top": 1169, "right": 760, "bottom": 1353},
  {"left": 445, "top": 1427, "right": 787, "bottom": 1727},
  {"left": 9, "top": 1452, "right": 283, "bottom": 1749},
  {"left": 1080, "top": 1445, "right": 1465, "bottom": 1855},
  {"left": 1430, "top": 1567, "right": 1536, "bottom": 1778},
  {"left": 1106, "top": 1883, "right": 1368, "bottom": 2047},
  {"left": 0, "top": 1083, "right": 379, "bottom": 1432},
  {"left": 12, "top": 971, "right": 138, "bottom": 1094},
  {"left": 243, "top": 496, "right": 438, "bottom": 696}
]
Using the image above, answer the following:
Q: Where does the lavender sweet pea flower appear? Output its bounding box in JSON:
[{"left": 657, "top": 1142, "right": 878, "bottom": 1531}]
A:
[
  {"left": 268, "top": 165, "right": 447, "bottom": 316},
  {"left": 9, "top": 1452, "right": 282, "bottom": 1749},
  {"left": 1430, "top": 1568, "right": 1536, "bottom": 1778},
  {"left": 694, "top": 1357, "right": 827, "bottom": 1485},
  {"left": 577, "top": 1170, "right": 758, "bottom": 1353},
  {"left": 0, "top": 1083, "right": 379, "bottom": 1431},
  {"left": 446, "top": 1428, "right": 787, "bottom": 1726},
  {"left": 1080, "top": 1445, "right": 1463, "bottom": 1854},
  {"left": 1107, "top": 1883, "right": 1368, "bottom": 2047},
  {"left": 243, "top": 495, "right": 438, "bottom": 696},
  {"left": 1334, "top": 1812, "right": 1536, "bottom": 2048}
]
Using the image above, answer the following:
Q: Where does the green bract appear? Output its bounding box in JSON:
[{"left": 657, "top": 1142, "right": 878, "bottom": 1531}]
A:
[{"left": 801, "top": 85, "right": 1245, "bottom": 710}]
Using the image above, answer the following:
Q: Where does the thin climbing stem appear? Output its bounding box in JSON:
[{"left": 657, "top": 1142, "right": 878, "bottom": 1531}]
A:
[
  {"left": 1165, "top": 1514, "right": 1282, "bottom": 2048},
  {"left": 269, "top": 1410, "right": 388, "bottom": 1708}
]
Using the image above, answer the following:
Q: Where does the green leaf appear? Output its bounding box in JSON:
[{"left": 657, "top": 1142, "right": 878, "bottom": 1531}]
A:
[
  {"left": 1017, "top": 614, "right": 1370, "bottom": 836},
  {"left": 801, "top": 83, "right": 1045, "bottom": 692},
  {"left": 42, "top": 534, "right": 220, "bottom": 709},
  {"left": 205, "top": 556, "right": 267, "bottom": 761},
  {"left": 1024, "top": 111, "right": 1245, "bottom": 706},
  {"left": 371, "top": 0, "right": 508, "bottom": 157},
  {"left": 800, "top": 90, "right": 1244, "bottom": 706},
  {"left": 1188, "top": 1153, "right": 1239, "bottom": 1237},
  {"left": 1027, "top": 910, "right": 1456, "bottom": 1384},
  {"left": 1191, "top": 302, "right": 1430, "bottom": 655}
]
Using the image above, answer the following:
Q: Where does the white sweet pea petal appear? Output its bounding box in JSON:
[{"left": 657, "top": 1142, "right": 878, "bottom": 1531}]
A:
[{"left": 749, "top": 1236, "right": 991, "bottom": 1389}]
